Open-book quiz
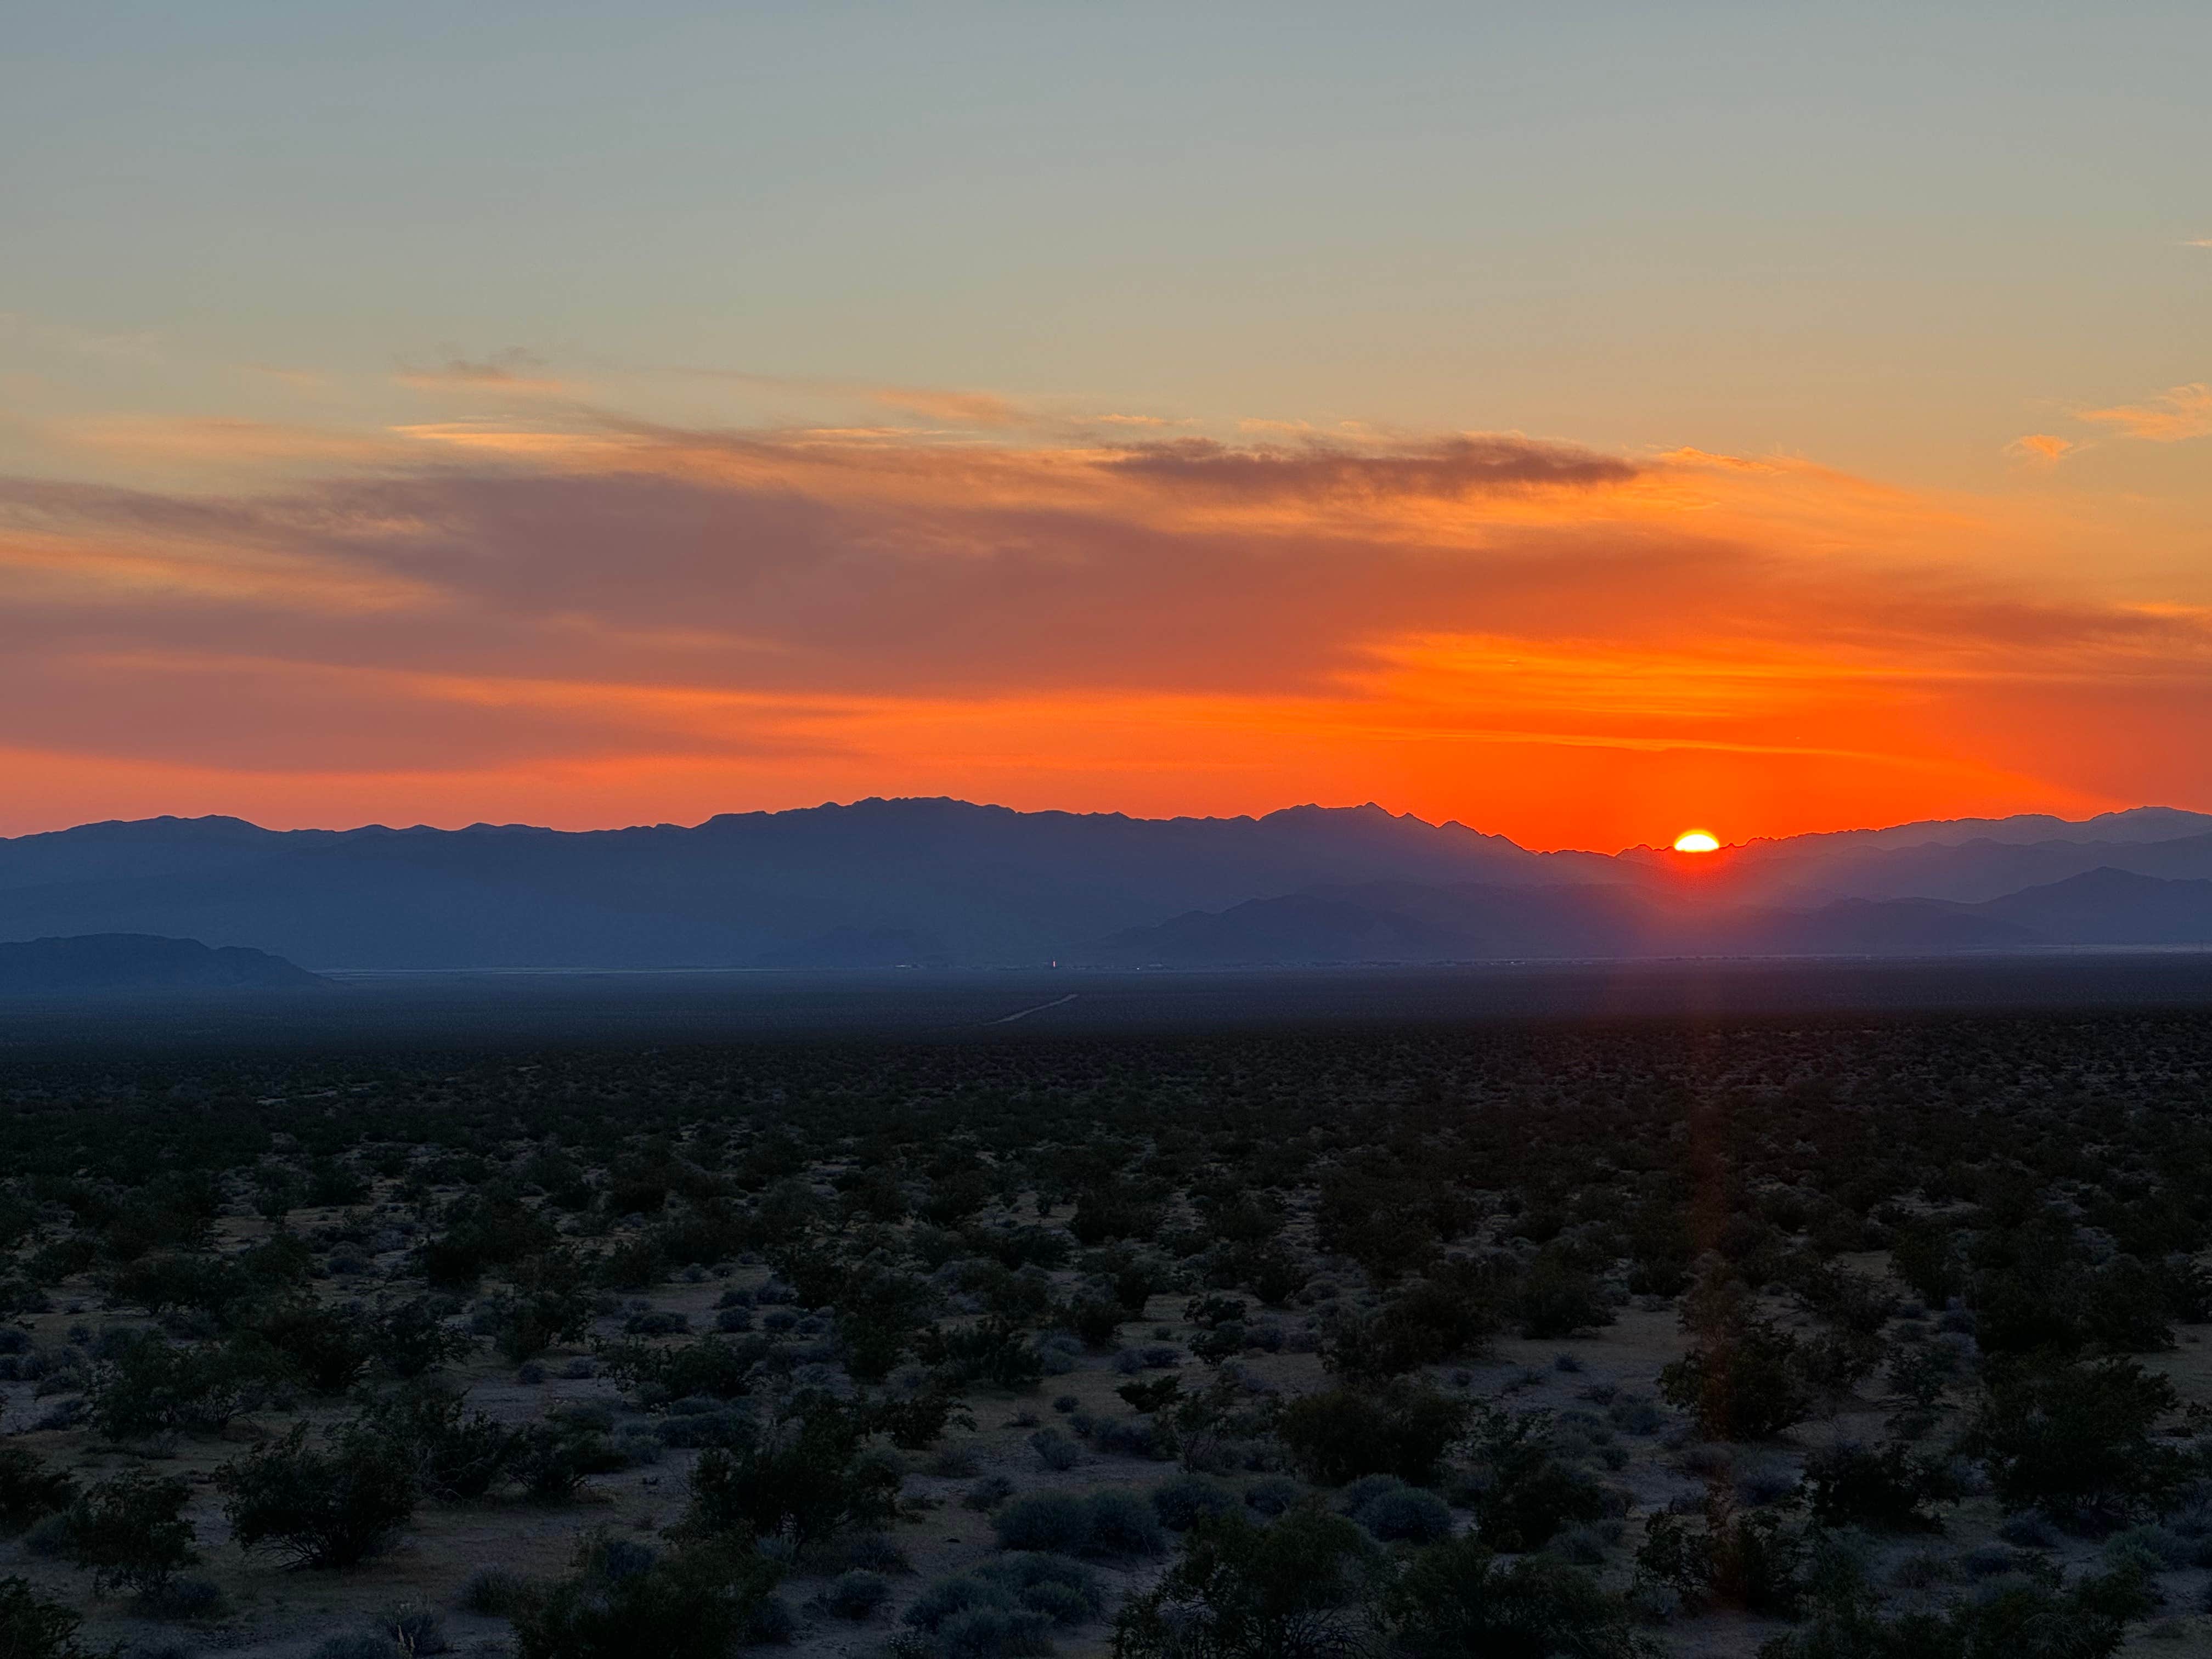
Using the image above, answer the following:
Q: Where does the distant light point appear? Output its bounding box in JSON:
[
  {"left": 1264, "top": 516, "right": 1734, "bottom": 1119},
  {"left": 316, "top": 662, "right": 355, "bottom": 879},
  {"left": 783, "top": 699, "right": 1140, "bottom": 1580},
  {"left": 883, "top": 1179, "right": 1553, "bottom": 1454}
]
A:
[{"left": 1673, "top": 830, "right": 1720, "bottom": 854}]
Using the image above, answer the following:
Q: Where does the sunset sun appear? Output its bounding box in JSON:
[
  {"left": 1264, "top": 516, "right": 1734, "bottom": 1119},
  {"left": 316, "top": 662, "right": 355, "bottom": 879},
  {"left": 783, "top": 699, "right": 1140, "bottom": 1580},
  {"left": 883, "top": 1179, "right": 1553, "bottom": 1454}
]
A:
[{"left": 1673, "top": 830, "right": 1722, "bottom": 853}]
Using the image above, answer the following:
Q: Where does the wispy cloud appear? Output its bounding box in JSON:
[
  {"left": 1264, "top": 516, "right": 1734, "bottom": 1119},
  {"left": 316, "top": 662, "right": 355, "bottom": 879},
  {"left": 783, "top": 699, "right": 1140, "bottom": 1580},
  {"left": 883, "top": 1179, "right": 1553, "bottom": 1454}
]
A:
[
  {"left": 2076, "top": 382, "right": 2212, "bottom": 443},
  {"left": 1102, "top": 435, "right": 1637, "bottom": 501},
  {"left": 0, "top": 398, "right": 2203, "bottom": 846},
  {"left": 393, "top": 348, "right": 569, "bottom": 397},
  {"left": 2006, "top": 432, "right": 2082, "bottom": 465}
]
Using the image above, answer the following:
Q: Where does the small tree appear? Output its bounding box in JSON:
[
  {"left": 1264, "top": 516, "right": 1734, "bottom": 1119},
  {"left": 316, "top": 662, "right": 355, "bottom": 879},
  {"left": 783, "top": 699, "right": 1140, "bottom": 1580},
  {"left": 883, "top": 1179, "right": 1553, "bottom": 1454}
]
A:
[
  {"left": 1389, "top": 1533, "right": 1652, "bottom": 1659},
  {"left": 1460, "top": 1407, "right": 1609, "bottom": 1553},
  {"left": 0, "top": 1575, "right": 97, "bottom": 1659},
  {"left": 1634, "top": 1490, "right": 1807, "bottom": 1618},
  {"left": 217, "top": 1421, "right": 417, "bottom": 1567},
  {"left": 1659, "top": 1321, "right": 1815, "bottom": 1442},
  {"left": 1113, "top": 1508, "right": 1379, "bottom": 1659},
  {"left": 514, "top": 1531, "right": 783, "bottom": 1659},
  {"left": 685, "top": 1393, "right": 899, "bottom": 1554},
  {"left": 357, "top": 1383, "right": 519, "bottom": 1500},
  {"left": 60, "top": 1467, "right": 198, "bottom": 1595},
  {"left": 1959, "top": 1358, "right": 2188, "bottom": 1527},
  {"left": 1277, "top": 1383, "right": 1469, "bottom": 1486},
  {"left": 1802, "top": 1441, "right": 1956, "bottom": 1533},
  {"left": 0, "top": 1446, "right": 76, "bottom": 1535},
  {"left": 371, "top": 1297, "right": 477, "bottom": 1379},
  {"left": 88, "top": 1331, "right": 261, "bottom": 1441}
]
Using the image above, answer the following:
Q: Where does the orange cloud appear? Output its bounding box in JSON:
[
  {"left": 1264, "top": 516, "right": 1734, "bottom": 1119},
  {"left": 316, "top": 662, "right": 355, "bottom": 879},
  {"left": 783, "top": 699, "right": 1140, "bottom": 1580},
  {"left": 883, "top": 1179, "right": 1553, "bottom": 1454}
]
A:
[
  {"left": 0, "top": 400, "right": 2204, "bottom": 847},
  {"left": 2076, "top": 383, "right": 2212, "bottom": 443},
  {"left": 2006, "top": 432, "right": 2080, "bottom": 465}
]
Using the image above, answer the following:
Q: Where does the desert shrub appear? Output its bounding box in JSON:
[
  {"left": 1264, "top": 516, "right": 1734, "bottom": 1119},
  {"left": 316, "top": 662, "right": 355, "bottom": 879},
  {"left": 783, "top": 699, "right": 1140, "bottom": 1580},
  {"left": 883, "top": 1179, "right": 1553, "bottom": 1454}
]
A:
[
  {"left": 1081, "top": 1414, "right": 1176, "bottom": 1460},
  {"left": 462, "top": 1566, "right": 535, "bottom": 1616},
  {"left": 1659, "top": 1321, "right": 1817, "bottom": 1441},
  {"left": 359, "top": 1383, "right": 521, "bottom": 1500},
  {"left": 1244, "top": 1476, "right": 1303, "bottom": 1516},
  {"left": 1029, "top": 1427, "right": 1081, "bottom": 1471},
  {"left": 513, "top": 1532, "right": 783, "bottom": 1659},
  {"left": 1064, "top": 1297, "right": 1125, "bottom": 1350},
  {"left": 685, "top": 1393, "right": 900, "bottom": 1551},
  {"left": 239, "top": 1299, "right": 374, "bottom": 1393},
  {"left": 374, "top": 1605, "right": 449, "bottom": 1654},
  {"left": 1111, "top": 1507, "right": 1379, "bottom": 1659},
  {"left": 992, "top": 1491, "right": 1166, "bottom": 1558},
  {"left": 1959, "top": 1358, "right": 2190, "bottom": 1527},
  {"left": 0, "top": 1576, "right": 99, "bottom": 1659},
  {"left": 516, "top": 1423, "right": 619, "bottom": 1504},
  {"left": 1070, "top": 1185, "right": 1166, "bottom": 1248},
  {"left": 1350, "top": 1483, "right": 1453, "bottom": 1544},
  {"left": 1388, "top": 1533, "right": 1650, "bottom": 1659},
  {"left": 1118, "top": 1376, "right": 1184, "bottom": 1415},
  {"left": 827, "top": 1568, "right": 891, "bottom": 1619},
  {"left": 0, "top": 1445, "right": 76, "bottom": 1534},
  {"left": 217, "top": 1420, "right": 418, "bottom": 1567},
  {"left": 140, "top": 1571, "right": 224, "bottom": 1619},
  {"left": 87, "top": 1330, "right": 262, "bottom": 1440},
  {"left": 371, "top": 1297, "right": 477, "bottom": 1379},
  {"left": 992, "top": 1493, "right": 1093, "bottom": 1555},
  {"left": 922, "top": 1319, "right": 1046, "bottom": 1392},
  {"left": 876, "top": 1390, "right": 974, "bottom": 1452},
  {"left": 57, "top": 1466, "right": 198, "bottom": 1595},
  {"left": 904, "top": 1555, "right": 1104, "bottom": 1653},
  {"left": 313, "top": 1630, "right": 394, "bottom": 1658},
  {"left": 1277, "top": 1383, "right": 1470, "bottom": 1487},
  {"left": 656, "top": 1403, "right": 754, "bottom": 1450},
  {"left": 1634, "top": 1491, "right": 1807, "bottom": 1617},
  {"left": 1086, "top": 1488, "right": 1169, "bottom": 1557},
  {"left": 1759, "top": 1562, "right": 2154, "bottom": 1659},
  {"left": 596, "top": 1334, "right": 763, "bottom": 1404},
  {"left": 1515, "top": 1252, "right": 1616, "bottom": 1341},
  {"left": 1461, "top": 1408, "right": 1609, "bottom": 1553},
  {"left": 416, "top": 1195, "right": 556, "bottom": 1290},
  {"left": 1153, "top": 1474, "right": 1240, "bottom": 1532},
  {"left": 1802, "top": 1441, "right": 1957, "bottom": 1533},
  {"left": 482, "top": 1250, "right": 596, "bottom": 1364},
  {"left": 964, "top": 1475, "right": 1016, "bottom": 1512},
  {"left": 1324, "top": 1264, "right": 1500, "bottom": 1379}
]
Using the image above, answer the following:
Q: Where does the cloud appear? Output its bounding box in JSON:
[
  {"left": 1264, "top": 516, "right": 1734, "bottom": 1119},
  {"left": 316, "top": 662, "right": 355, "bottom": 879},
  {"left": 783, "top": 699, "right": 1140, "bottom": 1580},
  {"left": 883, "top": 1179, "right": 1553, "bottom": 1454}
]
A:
[
  {"left": 0, "top": 400, "right": 2205, "bottom": 847},
  {"left": 2006, "top": 432, "right": 2081, "bottom": 465},
  {"left": 868, "top": 386, "right": 1030, "bottom": 428},
  {"left": 1099, "top": 435, "right": 1639, "bottom": 501},
  {"left": 2076, "top": 383, "right": 2212, "bottom": 443},
  {"left": 394, "top": 348, "right": 569, "bottom": 396}
]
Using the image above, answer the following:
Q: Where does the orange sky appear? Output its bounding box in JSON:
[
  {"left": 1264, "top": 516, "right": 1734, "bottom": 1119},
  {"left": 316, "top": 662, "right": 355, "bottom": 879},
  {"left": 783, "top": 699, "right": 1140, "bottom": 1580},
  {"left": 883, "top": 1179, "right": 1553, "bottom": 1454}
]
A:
[
  {"left": 7, "top": 8, "right": 2209, "bottom": 852},
  {"left": 2, "top": 387, "right": 2207, "bottom": 851}
]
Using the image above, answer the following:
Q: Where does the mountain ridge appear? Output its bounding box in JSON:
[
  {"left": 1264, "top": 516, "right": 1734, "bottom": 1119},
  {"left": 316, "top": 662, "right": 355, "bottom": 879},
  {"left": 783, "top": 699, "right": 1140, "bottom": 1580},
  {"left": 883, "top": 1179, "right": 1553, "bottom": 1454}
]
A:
[{"left": 3, "top": 799, "right": 2209, "bottom": 970}]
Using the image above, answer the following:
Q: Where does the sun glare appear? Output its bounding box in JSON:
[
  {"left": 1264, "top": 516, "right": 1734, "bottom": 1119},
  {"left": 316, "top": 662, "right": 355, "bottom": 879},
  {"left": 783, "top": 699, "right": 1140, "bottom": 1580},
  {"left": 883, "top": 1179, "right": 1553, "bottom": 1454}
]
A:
[{"left": 1673, "top": 830, "right": 1721, "bottom": 853}]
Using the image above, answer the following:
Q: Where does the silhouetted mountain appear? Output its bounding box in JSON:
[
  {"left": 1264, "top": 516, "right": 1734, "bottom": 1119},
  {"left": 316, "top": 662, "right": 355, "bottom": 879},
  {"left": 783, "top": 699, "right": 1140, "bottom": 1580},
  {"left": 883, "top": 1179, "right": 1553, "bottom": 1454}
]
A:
[
  {"left": 0, "top": 800, "right": 1617, "bottom": 970},
  {"left": 0, "top": 934, "right": 328, "bottom": 995},
  {"left": 2, "top": 800, "right": 2208, "bottom": 970},
  {"left": 1094, "top": 882, "right": 2037, "bottom": 966},
  {"left": 1976, "top": 867, "right": 2212, "bottom": 947}
]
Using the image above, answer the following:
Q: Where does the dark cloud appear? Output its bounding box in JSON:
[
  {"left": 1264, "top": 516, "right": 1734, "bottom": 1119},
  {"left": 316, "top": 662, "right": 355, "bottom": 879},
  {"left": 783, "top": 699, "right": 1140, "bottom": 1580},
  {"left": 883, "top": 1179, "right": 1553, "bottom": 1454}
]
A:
[{"left": 1101, "top": 435, "right": 1639, "bottom": 500}]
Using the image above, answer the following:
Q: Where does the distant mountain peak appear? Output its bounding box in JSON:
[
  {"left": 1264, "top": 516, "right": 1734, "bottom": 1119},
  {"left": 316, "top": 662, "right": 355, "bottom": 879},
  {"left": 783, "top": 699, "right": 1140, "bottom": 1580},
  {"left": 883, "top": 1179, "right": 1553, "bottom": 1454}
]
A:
[{"left": 0, "top": 934, "right": 327, "bottom": 995}]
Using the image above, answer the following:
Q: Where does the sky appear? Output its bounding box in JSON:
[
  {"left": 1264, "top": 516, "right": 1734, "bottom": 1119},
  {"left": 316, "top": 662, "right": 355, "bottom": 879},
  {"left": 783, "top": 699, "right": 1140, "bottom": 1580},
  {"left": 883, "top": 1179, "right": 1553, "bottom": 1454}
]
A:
[{"left": 2, "top": 2, "right": 2208, "bottom": 851}]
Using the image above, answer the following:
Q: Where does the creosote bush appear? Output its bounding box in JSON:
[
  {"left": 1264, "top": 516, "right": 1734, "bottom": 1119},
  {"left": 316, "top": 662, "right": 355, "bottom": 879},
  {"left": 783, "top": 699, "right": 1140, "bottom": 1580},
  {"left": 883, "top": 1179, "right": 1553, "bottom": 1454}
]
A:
[{"left": 217, "top": 1421, "right": 417, "bottom": 1568}]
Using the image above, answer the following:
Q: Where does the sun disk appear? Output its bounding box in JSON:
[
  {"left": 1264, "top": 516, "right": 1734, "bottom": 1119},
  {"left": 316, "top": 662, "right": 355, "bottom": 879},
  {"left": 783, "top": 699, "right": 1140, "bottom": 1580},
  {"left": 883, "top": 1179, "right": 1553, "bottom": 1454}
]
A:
[{"left": 1673, "top": 830, "right": 1721, "bottom": 853}]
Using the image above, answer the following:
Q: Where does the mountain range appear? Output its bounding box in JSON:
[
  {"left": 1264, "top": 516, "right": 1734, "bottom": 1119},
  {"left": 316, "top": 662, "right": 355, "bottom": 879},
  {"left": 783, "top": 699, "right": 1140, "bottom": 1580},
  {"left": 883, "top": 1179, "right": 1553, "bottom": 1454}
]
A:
[
  {"left": 2, "top": 799, "right": 2210, "bottom": 971},
  {"left": 0, "top": 934, "right": 326, "bottom": 995}
]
